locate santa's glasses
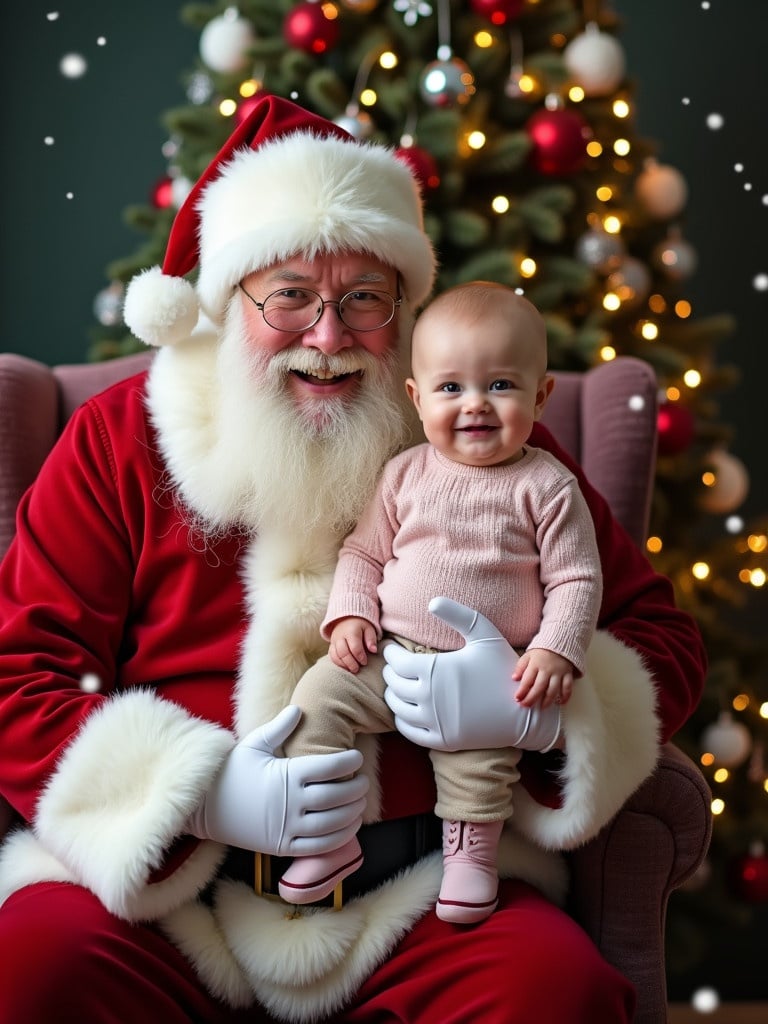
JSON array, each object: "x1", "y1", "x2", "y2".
[{"x1": 238, "y1": 284, "x2": 401, "y2": 333}]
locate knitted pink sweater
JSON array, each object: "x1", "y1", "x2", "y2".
[{"x1": 322, "y1": 444, "x2": 602, "y2": 674}]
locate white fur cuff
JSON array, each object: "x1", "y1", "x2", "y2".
[
  {"x1": 34, "y1": 688, "x2": 234, "y2": 919},
  {"x1": 513, "y1": 629, "x2": 660, "y2": 850}
]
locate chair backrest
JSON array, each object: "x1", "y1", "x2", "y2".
[
  {"x1": 0, "y1": 351, "x2": 657, "y2": 559},
  {"x1": 539, "y1": 357, "x2": 658, "y2": 548}
]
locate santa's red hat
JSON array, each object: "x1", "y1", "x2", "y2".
[{"x1": 124, "y1": 94, "x2": 436, "y2": 347}]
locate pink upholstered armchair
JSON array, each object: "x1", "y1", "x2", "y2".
[{"x1": 0, "y1": 350, "x2": 711, "y2": 1023}]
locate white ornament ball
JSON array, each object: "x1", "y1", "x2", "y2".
[
  {"x1": 701, "y1": 712, "x2": 752, "y2": 768},
  {"x1": 563, "y1": 24, "x2": 626, "y2": 97},
  {"x1": 334, "y1": 110, "x2": 374, "y2": 139},
  {"x1": 652, "y1": 236, "x2": 698, "y2": 280},
  {"x1": 606, "y1": 256, "x2": 652, "y2": 306},
  {"x1": 199, "y1": 12, "x2": 256, "y2": 74},
  {"x1": 699, "y1": 450, "x2": 750, "y2": 514},
  {"x1": 635, "y1": 161, "x2": 689, "y2": 220},
  {"x1": 171, "y1": 176, "x2": 194, "y2": 208},
  {"x1": 93, "y1": 282, "x2": 125, "y2": 327},
  {"x1": 691, "y1": 988, "x2": 720, "y2": 1014},
  {"x1": 575, "y1": 227, "x2": 624, "y2": 273}
]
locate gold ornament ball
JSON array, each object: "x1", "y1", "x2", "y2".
[
  {"x1": 340, "y1": 0, "x2": 380, "y2": 11},
  {"x1": 699, "y1": 450, "x2": 750, "y2": 514}
]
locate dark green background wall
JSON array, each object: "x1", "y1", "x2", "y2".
[{"x1": 1, "y1": 1, "x2": 766, "y2": 517}]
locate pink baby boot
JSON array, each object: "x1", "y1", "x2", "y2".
[
  {"x1": 278, "y1": 836, "x2": 363, "y2": 904},
  {"x1": 436, "y1": 819, "x2": 504, "y2": 924}
]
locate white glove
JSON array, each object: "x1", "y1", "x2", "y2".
[
  {"x1": 383, "y1": 597, "x2": 561, "y2": 753},
  {"x1": 187, "y1": 706, "x2": 369, "y2": 855}
]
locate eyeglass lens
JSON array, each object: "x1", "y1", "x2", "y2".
[{"x1": 262, "y1": 288, "x2": 396, "y2": 332}]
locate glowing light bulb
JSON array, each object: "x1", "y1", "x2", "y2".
[
  {"x1": 692, "y1": 562, "x2": 710, "y2": 580},
  {"x1": 640, "y1": 321, "x2": 658, "y2": 340},
  {"x1": 683, "y1": 369, "x2": 702, "y2": 388}
]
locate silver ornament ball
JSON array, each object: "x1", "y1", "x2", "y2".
[{"x1": 419, "y1": 57, "x2": 474, "y2": 108}]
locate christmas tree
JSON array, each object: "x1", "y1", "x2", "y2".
[{"x1": 88, "y1": 0, "x2": 768, "y2": 993}]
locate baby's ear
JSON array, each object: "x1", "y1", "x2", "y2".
[
  {"x1": 534, "y1": 374, "x2": 555, "y2": 418},
  {"x1": 405, "y1": 378, "x2": 422, "y2": 417}
]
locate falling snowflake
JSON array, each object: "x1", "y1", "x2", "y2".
[{"x1": 393, "y1": 0, "x2": 433, "y2": 27}]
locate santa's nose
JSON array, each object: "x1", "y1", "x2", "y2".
[{"x1": 301, "y1": 304, "x2": 353, "y2": 355}]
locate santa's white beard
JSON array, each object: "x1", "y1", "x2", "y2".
[{"x1": 205, "y1": 305, "x2": 414, "y2": 537}]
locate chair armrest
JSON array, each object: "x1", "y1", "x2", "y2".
[{"x1": 568, "y1": 744, "x2": 712, "y2": 1024}]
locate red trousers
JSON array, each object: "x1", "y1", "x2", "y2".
[{"x1": 0, "y1": 879, "x2": 635, "y2": 1023}]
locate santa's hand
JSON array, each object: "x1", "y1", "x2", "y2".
[
  {"x1": 383, "y1": 597, "x2": 561, "y2": 753},
  {"x1": 187, "y1": 706, "x2": 369, "y2": 855}
]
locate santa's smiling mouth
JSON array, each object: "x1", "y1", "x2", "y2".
[{"x1": 293, "y1": 369, "x2": 362, "y2": 386}]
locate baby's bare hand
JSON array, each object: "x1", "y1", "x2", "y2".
[
  {"x1": 329, "y1": 618, "x2": 378, "y2": 674},
  {"x1": 512, "y1": 649, "x2": 574, "y2": 708}
]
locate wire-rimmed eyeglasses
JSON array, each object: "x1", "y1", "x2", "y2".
[{"x1": 238, "y1": 283, "x2": 402, "y2": 333}]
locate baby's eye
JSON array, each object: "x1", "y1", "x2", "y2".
[
  {"x1": 439, "y1": 382, "x2": 462, "y2": 393},
  {"x1": 490, "y1": 379, "x2": 514, "y2": 391}
]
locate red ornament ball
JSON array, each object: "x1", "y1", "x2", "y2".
[
  {"x1": 469, "y1": 0, "x2": 525, "y2": 25},
  {"x1": 525, "y1": 107, "x2": 590, "y2": 176},
  {"x1": 657, "y1": 401, "x2": 695, "y2": 456},
  {"x1": 284, "y1": 1, "x2": 339, "y2": 54},
  {"x1": 150, "y1": 177, "x2": 174, "y2": 209},
  {"x1": 395, "y1": 145, "x2": 440, "y2": 192},
  {"x1": 731, "y1": 843, "x2": 768, "y2": 903}
]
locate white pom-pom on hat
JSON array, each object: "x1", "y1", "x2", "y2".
[{"x1": 123, "y1": 266, "x2": 199, "y2": 348}]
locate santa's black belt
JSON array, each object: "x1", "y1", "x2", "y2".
[{"x1": 221, "y1": 813, "x2": 441, "y2": 910}]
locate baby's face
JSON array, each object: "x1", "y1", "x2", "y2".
[{"x1": 406, "y1": 311, "x2": 552, "y2": 467}]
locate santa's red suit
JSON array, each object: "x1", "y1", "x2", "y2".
[{"x1": 0, "y1": 96, "x2": 705, "y2": 1023}]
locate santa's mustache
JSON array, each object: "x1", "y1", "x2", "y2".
[{"x1": 263, "y1": 345, "x2": 378, "y2": 381}]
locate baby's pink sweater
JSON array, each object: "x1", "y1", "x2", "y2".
[{"x1": 322, "y1": 444, "x2": 602, "y2": 674}]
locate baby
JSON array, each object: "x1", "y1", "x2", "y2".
[{"x1": 279, "y1": 282, "x2": 602, "y2": 923}]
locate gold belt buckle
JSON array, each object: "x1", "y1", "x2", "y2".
[{"x1": 254, "y1": 853, "x2": 344, "y2": 911}]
